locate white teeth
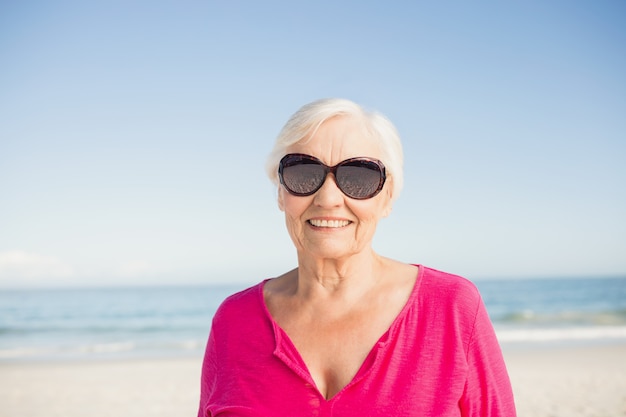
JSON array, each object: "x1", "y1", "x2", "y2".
[{"x1": 309, "y1": 219, "x2": 351, "y2": 228}]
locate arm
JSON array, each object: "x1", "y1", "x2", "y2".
[
  {"x1": 197, "y1": 325, "x2": 217, "y2": 417},
  {"x1": 460, "y1": 297, "x2": 517, "y2": 416}
]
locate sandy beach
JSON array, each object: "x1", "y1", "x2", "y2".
[
  {"x1": 1, "y1": 344, "x2": 625, "y2": 417},
  {"x1": 505, "y1": 343, "x2": 626, "y2": 417}
]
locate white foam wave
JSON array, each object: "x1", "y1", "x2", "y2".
[
  {"x1": 77, "y1": 341, "x2": 136, "y2": 354},
  {"x1": 177, "y1": 339, "x2": 203, "y2": 350},
  {"x1": 496, "y1": 325, "x2": 626, "y2": 342},
  {"x1": 0, "y1": 347, "x2": 50, "y2": 359}
]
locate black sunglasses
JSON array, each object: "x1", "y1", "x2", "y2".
[{"x1": 278, "y1": 153, "x2": 387, "y2": 200}]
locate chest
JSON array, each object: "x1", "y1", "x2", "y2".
[
  {"x1": 278, "y1": 303, "x2": 401, "y2": 399},
  {"x1": 213, "y1": 305, "x2": 469, "y2": 416}
]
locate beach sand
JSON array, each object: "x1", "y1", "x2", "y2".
[
  {"x1": 0, "y1": 357, "x2": 202, "y2": 417},
  {"x1": 1, "y1": 344, "x2": 625, "y2": 416},
  {"x1": 505, "y1": 344, "x2": 626, "y2": 417}
]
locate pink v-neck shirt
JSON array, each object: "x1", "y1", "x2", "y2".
[{"x1": 198, "y1": 266, "x2": 516, "y2": 416}]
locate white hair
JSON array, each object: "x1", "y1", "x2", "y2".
[{"x1": 265, "y1": 98, "x2": 404, "y2": 202}]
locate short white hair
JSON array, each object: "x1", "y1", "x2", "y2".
[{"x1": 265, "y1": 98, "x2": 404, "y2": 202}]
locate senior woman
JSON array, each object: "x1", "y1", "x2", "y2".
[{"x1": 198, "y1": 98, "x2": 516, "y2": 416}]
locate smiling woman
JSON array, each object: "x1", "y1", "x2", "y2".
[{"x1": 197, "y1": 99, "x2": 516, "y2": 417}]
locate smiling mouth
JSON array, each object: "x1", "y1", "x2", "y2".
[{"x1": 308, "y1": 219, "x2": 351, "y2": 228}]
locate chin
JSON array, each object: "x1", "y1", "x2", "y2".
[{"x1": 304, "y1": 244, "x2": 360, "y2": 260}]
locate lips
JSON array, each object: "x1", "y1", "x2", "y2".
[{"x1": 308, "y1": 219, "x2": 351, "y2": 228}]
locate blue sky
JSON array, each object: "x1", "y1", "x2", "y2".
[{"x1": 1, "y1": 1, "x2": 624, "y2": 288}]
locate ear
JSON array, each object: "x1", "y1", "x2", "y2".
[
  {"x1": 382, "y1": 204, "x2": 393, "y2": 218},
  {"x1": 382, "y1": 201, "x2": 393, "y2": 218},
  {"x1": 277, "y1": 187, "x2": 286, "y2": 212}
]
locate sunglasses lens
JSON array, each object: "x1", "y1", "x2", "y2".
[
  {"x1": 281, "y1": 161, "x2": 326, "y2": 195},
  {"x1": 279, "y1": 154, "x2": 385, "y2": 199},
  {"x1": 336, "y1": 161, "x2": 384, "y2": 199}
]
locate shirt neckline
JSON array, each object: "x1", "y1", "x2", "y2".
[{"x1": 257, "y1": 264, "x2": 424, "y2": 402}]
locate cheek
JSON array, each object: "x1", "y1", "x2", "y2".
[
  {"x1": 353, "y1": 199, "x2": 390, "y2": 224},
  {"x1": 280, "y1": 192, "x2": 310, "y2": 221},
  {"x1": 281, "y1": 196, "x2": 312, "y2": 250},
  {"x1": 278, "y1": 187, "x2": 308, "y2": 214}
]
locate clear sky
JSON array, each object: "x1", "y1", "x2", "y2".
[{"x1": 1, "y1": 1, "x2": 624, "y2": 288}]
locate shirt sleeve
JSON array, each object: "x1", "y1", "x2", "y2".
[
  {"x1": 460, "y1": 295, "x2": 517, "y2": 416},
  {"x1": 197, "y1": 323, "x2": 218, "y2": 417}
]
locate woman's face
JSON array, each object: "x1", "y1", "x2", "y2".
[{"x1": 278, "y1": 116, "x2": 394, "y2": 261}]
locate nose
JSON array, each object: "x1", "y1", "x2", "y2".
[{"x1": 313, "y1": 173, "x2": 344, "y2": 207}]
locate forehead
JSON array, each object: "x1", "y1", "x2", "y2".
[{"x1": 287, "y1": 116, "x2": 382, "y2": 164}]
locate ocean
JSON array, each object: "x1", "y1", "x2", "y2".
[{"x1": 1, "y1": 276, "x2": 625, "y2": 361}]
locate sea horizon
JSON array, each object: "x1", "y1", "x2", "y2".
[{"x1": 1, "y1": 275, "x2": 625, "y2": 362}]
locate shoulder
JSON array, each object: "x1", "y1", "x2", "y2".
[
  {"x1": 417, "y1": 265, "x2": 482, "y2": 312},
  {"x1": 419, "y1": 265, "x2": 480, "y2": 295},
  {"x1": 212, "y1": 281, "x2": 266, "y2": 328},
  {"x1": 412, "y1": 266, "x2": 488, "y2": 347}
]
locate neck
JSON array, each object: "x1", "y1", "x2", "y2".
[{"x1": 294, "y1": 248, "x2": 386, "y2": 300}]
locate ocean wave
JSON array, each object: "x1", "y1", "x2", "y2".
[
  {"x1": 495, "y1": 325, "x2": 626, "y2": 343},
  {"x1": 495, "y1": 309, "x2": 626, "y2": 326},
  {"x1": 76, "y1": 341, "x2": 136, "y2": 354},
  {"x1": 0, "y1": 342, "x2": 136, "y2": 359},
  {"x1": 0, "y1": 323, "x2": 204, "y2": 336},
  {"x1": 0, "y1": 347, "x2": 50, "y2": 359},
  {"x1": 0, "y1": 338, "x2": 206, "y2": 360}
]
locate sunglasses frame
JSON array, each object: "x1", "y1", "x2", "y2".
[{"x1": 278, "y1": 153, "x2": 387, "y2": 200}]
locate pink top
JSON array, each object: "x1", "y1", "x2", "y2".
[{"x1": 198, "y1": 266, "x2": 516, "y2": 416}]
